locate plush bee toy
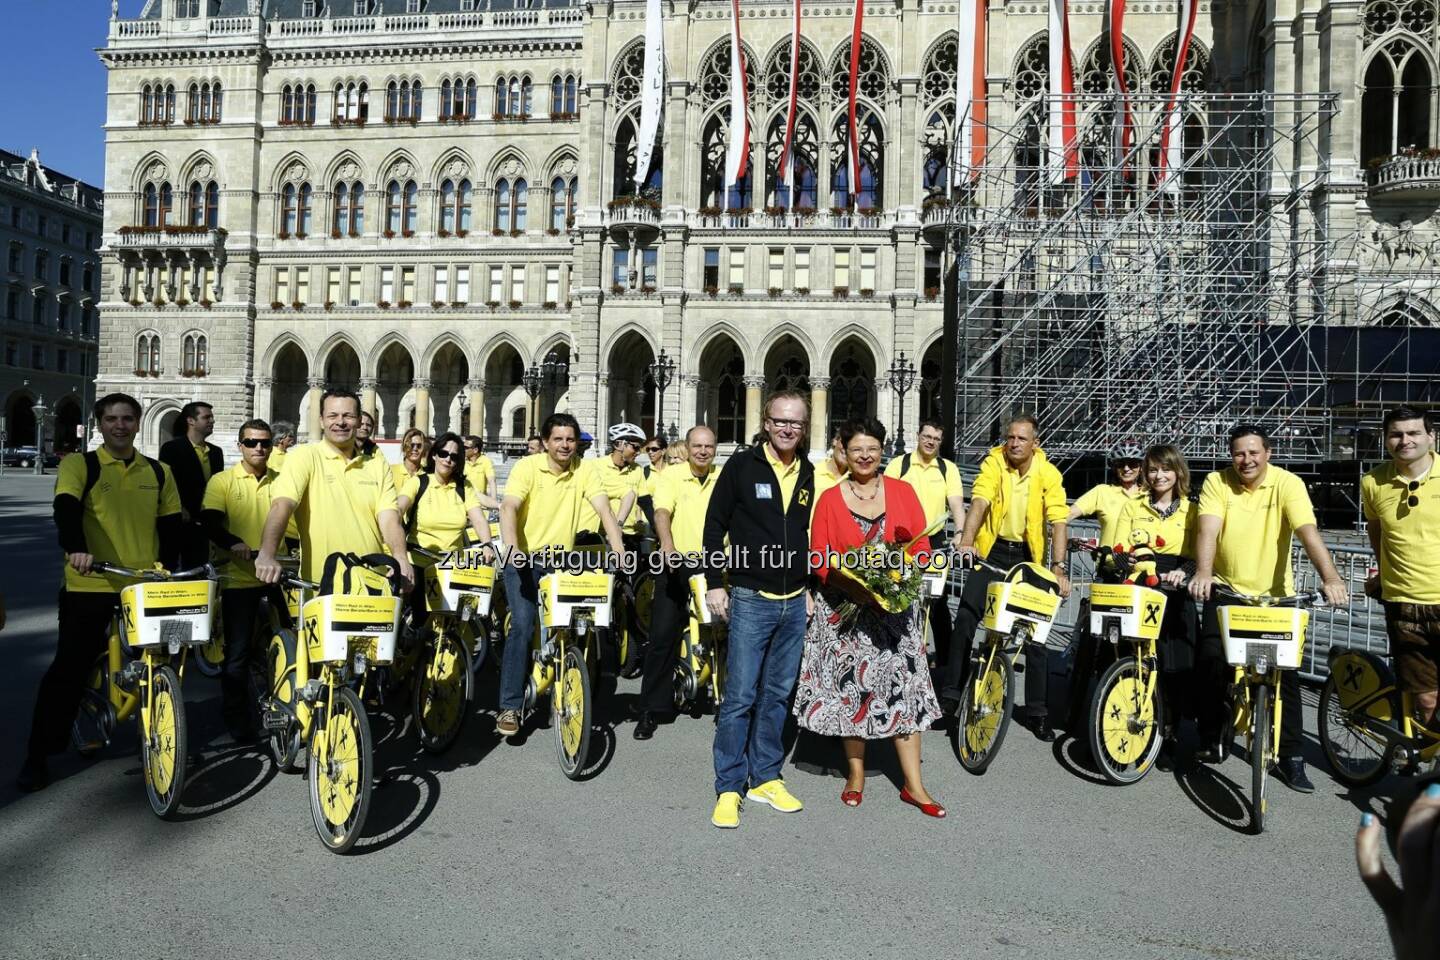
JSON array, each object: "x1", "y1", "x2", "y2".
[{"x1": 1112, "y1": 529, "x2": 1166, "y2": 588}]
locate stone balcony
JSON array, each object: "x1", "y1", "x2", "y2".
[
  {"x1": 111, "y1": 227, "x2": 227, "y2": 255},
  {"x1": 1369, "y1": 153, "x2": 1440, "y2": 201}
]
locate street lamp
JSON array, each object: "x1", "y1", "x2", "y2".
[
  {"x1": 32, "y1": 395, "x2": 49, "y2": 476},
  {"x1": 886, "y1": 352, "x2": 917, "y2": 455},
  {"x1": 520, "y1": 363, "x2": 543, "y2": 437},
  {"x1": 649, "y1": 347, "x2": 675, "y2": 441}
]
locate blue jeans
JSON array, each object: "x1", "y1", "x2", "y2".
[
  {"x1": 499, "y1": 564, "x2": 549, "y2": 711},
  {"x1": 712, "y1": 587, "x2": 808, "y2": 795}
]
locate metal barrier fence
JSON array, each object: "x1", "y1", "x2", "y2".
[{"x1": 939, "y1": 522, "x2": 1387, "y2": 683}]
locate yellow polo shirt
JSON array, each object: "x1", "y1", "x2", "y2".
[
  {"x1": 998, "y1": 469, "x2": 1031, "y2": 542},
  {"x1": 203, "y1": 463, "x2": 284, "y2": 588},
  {"x1": 55, "y1": 447, "x2": 182, "y2": 593},
  {"x1": 194, "y1": 443, "x2": 214, "y2": 483},
  {"x1": 268, "y1": 447, "x2": 287, "y2": 474},
  {"x1": 271, "y1": 441, "x2": 399, "y2": 583},
  {"x1": 1361, "y1": 460, "x2": 1440, "y2": 604},
  {"x1": 1198, "y1": 465, "x2": 1317, "y2": 597},
  {"x1": 579, "y1": 455, "x2": 644, "y2": 535},
  {"x1": 401, "y1": 473, "x2": 483, "y2": 553},
  {"x1": 762, "y1": 445, "x2": 804, "y2": 599},
  {"x1": 814, "y1": 457, "x2": 847, "y2": 500},
  {"x1": 464, "y1": 454, "x2": 496, "y2": 497},
  {"x1": 502, "y1": 453, "x2": 605, "y2": 554},
  {"x1": 1073, "y1": 483, "x2": 1146, "y2": 549},
  {"x1": 392, "y1": 462, "x2": 424, "y2": 491},
  {"x1": 1116, "y1": 497, "x2": 1197, "y2": 558},
  {"x1": 885, "y1": 454, "x2": 963, "y2": 531},
  {"x1": 653, "y1": 465, "x2": 717, "y2": 555}
]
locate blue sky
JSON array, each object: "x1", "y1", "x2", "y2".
[{"x1": 0, "y1": 1, "x2": 118, "y2": 186}]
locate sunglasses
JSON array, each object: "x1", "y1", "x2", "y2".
[
  {"x1": 434, "y1": 450, "x2": 463, "y2": 462},
  {"x1": 1407, "y1": 478, "x2": 1430, "y2": 508},
  {"x1": 407, "y1": 441, "x2": 427, "y2": 450},
  {"x1": 645, "y1": 446, "x2": 662, "y2": 454},
  {"x1": 239, "y1": 438, "x2": 272, "y2": 449}
]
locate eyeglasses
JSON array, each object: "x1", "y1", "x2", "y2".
[
  {"x1": 434, "y1": 449, "x2": 463, "y2": 462},
  {"x1": 645, "y1": 445, "x2": 662, "y2": 454},
  {"x1": 766, "y1": 418, "x2": 805, "y2": 432},
  {"x1": 239, "y1": 438, "x2": 272, "y2": 449},
  {"x1": 406, "y1": 441, "x2": 427, "y2": 451}
]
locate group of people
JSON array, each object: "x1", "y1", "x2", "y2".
[{"x1": 13, "y1": 388, "x2": 1440, "y2": 844}]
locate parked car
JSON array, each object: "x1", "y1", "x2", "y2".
[{"x1": 1, "y1": 447, "x2": 58, "y2": 469}]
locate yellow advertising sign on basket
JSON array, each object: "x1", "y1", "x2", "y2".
[
  {"x1": 540, "y1": 571, "x2": 614, "y2": 628},
  {"x1": 1088, "y1": 583, "x2": 1167, "y2": 641},
  {"x1": 120, "y1": 580, "x2": 215, "y2": 648},
  {"x1": 1218, "y1": 605, "x2": 1309, "y2": 669},
  {"x1": 302, "y1": 593, "x2": 402, "y2": 664}
]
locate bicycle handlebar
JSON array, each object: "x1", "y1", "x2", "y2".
[
  {"x1": 1211, "y1": 584, "x2": 1328, "y2": 609},
  {"x1": 91, "y1": 562, "x2": 217, "y2": 581}
]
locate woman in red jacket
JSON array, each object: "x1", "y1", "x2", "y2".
[{"x1": 794, "y1": 417, "x2": 945, "y2": 817}]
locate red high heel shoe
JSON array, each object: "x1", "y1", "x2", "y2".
[
  {"x1": 841, "y1": 787, "x2": 863, "y2": 807},
  {"x1": 899, "y1": 787, "x2": 946, "y2": 818}
]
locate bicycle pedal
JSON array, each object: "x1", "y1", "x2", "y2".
[{"x1": 260, "y1": 710, "x2": 288, "y2": 731}]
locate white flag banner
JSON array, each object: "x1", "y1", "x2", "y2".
[
  {"x1": 634, "y1": 0, "x2": 664, "y2": 189},
  {"x1": 950, "y1": 0, "x2": 984, "y2": 184},
  {"x1": 1157, "y1": 0, "x2": 1198, "y2": 193},
  {"x1": 1047, "y1": 0, "x2": 1077, "y2": 184},
  {"x1": 723, "y1": 0, "x2": 751, "y2": 196},
  {"x1": 778, "y1": 0, "x2": 802, "y2": 192}
]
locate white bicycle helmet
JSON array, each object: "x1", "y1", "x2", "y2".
[
  {"x1": 608, "y1": 422, "x2": 647, "y2": 445},
  {"x1": 1110, "y1": 440, "x2": 1145, "y2": 462}
]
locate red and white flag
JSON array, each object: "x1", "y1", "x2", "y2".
[
  {"x1": 1047, "y1": 0, "x2": 1078, "y2": 183},
  {"x1": 950, "y1": 0, "x2": 987, "y2": 183},
  {"x1": 1105, "y1": 0, "x2": 1133, "y2": 172},
  {"x1": 777, "y1": 0, "x2": 802, "y2": 199},
  {"x1": 1156, "y1": 0, "x2": 1198, "y2": 191},
  {"x1": 846, "y1": 0, "x2": 864, "y2": 201},
  {"x1": 633, "y1": 0, "x2": 664, "y2": 189},
  {"x1": 723, "y1": 0, "x2": 750, "y2": 200}
]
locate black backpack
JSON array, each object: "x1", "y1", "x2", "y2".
[
  {"x1": 80, "y1": 450, "x2": 167, "y2": 506},
  {"x1": 899, "y1": 453, "x2": 948, "y2": 480}
]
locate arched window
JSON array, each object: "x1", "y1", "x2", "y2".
[
  {"x1": 136, "y1": 332, "x2": 160, "y2": 376},
  {"x1": 1362, "y1": 38, "x2": 1434, "y2": 167},
  {"x1": 411, "y1": 81, "x2": 422, "y2": 119},
  {"x1": 457, "y1": 179, "x2": 472, "y2": 231},
  {"x1": 144, "y1": 183, "x2": 159, "y2": 226},
  {"x1": 508, "y1": 76, "x2": 520, "y2": 116},
  {"x1": 387, "y1": 81, "x2": 400, "y2": 119},
  {"x1": 440, "y1": 179, "x2": 456, "y2": 233},
  {"x1": 520, "y1": 77, "x2": 533, "y2": 116},
  {"x1": 513, "y1": 179, "x2": 528, "y2": 231},
  {"x1": 403, "y1": 180, "x2": 418, "y2": 233},
  {"x1": 552, "y1": 76, "x2": 563, "y2": 113},
  {"x1": 183, "y1": 333, "x2": 208, "y2": 375},
  {"x1": 495, "y1": 179, "x2": 511, "y2": 231},
  {"x1": 495, "y1": 77, "x2": 507, "y2": 117},
  {"x1": 298, "y1": 183, "x2": 312, "y2": 235},
  {"x1": 551, "y1": 176, "x2": 568, "y2": 229},
  {"x1": 164, "y1": 84, "x2": 176, "y2": 124},
  {"x1": 159, "y1": 182, "x2": 173, "y2": 226},
  {"x1": 282, "y1": 183, "x2": 298, "y2": 235},
  {"x1": 334, "y1": 182, "x2": 350, "y2": 234},
  {"x1": 141, "y1": 84, "x2": 153, "y2": 124},
  {"x1": 830, "y1": 107, "x2": 884, "y2": 209},
  {"x1": 205, "y1": 181, "x2": 219, "y2": 227},
  {"x1": 282, "y1": 84, "x2": 295, "y2": 123},
  {"x1": 305, "y1": 84, "x2": 317, "y2": 123},
  {"x1": 766, "y1": 111, "x2": 819, "y2": 208},
  {"x1": 351, "y1": 184, "x2": 365, "y2": 233},
  {"x1": 386, "y1": 180, "x2": 402, "y2": 232},
  {"x1": 701, "y1": 114, "x2": 749, "y2": 209},
  {"x1": 189, "y1": 181, "x2": 205, "y2": 225},
  {"x1": 565, "y1": 74, "x2": 577, "y2": 114},
  {"x1": 441, "y1": 79, "x2": 453, "y2": 118},
  {"x1": 464, "y1": 78, "x2": 477, "y2": 118},
  {"x1": 188, "y1": 82, "x2": 200, "y2": 123},
  {"x1": 614, "y1": 114, "x2": 663, "y2": 202}
]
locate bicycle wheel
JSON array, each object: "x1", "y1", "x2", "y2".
[
  {"x1": 1088, "y1": 657, "x2": 1164, "y2": 785},
  {"x1": 554, "y1": 643, "x2": 592, "y2": 780},
  {"x1": 672, "y1": 660, "x2": 697, "y2": 712},
  {"x1": 467, "y1": 616, "x2": 490, "y2": 675},
  {"x1": 192, "y1": 632, "x2": 225, "y2": 678},
  {"x1": 621, "y1": 573, "x2": 656, "y2": 678},
  {"x1": 956, "y1": 647, "x2": 1014, "y2": 775},
  {"x1": 142, "y1": 664, "x2": 188, "y2": 819},
  {"x1": 72, "y1": 655, "x2": 114, "y2": 756},
  {"x1": 413, "y1": 628, "x2": 474, "y2": 754},
  {"x1": 265, "y1": 629, "x2": 302, "y2": 772},
  {"x1": 1318, "y1": 674, "x2": 1397, "y2": 786},
  {"x1": 1250, "y1": 684, "x2": 1271, "y2": 835},
  {"x1": 308, "y1": 685, "x2": 373, "y2": 854}
]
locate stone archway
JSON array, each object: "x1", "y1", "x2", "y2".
[
  {"x1": 606, "y1": 331, "x2": 656, "y2": 437},
  {"x1": 483, "y1": 342, "x2": 524, "y2": 442},
  {"x1": 270, "y1": 342, "x2": 309, "y2": 436},
  {"x1": 53, "y1": 396, "x2": 84, "y2": 450},
  {"x1": 697, "y1": 334, "x2": 745, "y2": 446},
  {"x1": 375, "y1": 341, "x2": 416, "y2": 440},
  {"x1": 4, "y1": 390, "x2": 37, "y2": 448},
  {"x1": 429, "y1": 341, "x2": 468, "y2": 436},
  {"x1": 827, "y1": 336, "x2": 877, "y2": 436}
]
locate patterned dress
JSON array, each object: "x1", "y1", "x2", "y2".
[{"x1": 792, "y1": 512, "x2": 942, "y2": 739}]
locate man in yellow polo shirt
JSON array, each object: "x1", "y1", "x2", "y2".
[
  {"x1": 886, "y1": 418, "x2": 966, "y2": 668},
  {"x1": 634, "y1": 425, "x2": 719, "y2": 741},
  {"x1": 939, "y1": 414, "x2": 1069, "y2": 742},
  {"x1": 462, "y1": 434, "x2": 497, "y2": 499},
  {"x1": 1362, "y1": 405, "x2": 1440, "y2": 731},
  {"x1": 495, "y1": 412, "x2": 627, "y2": 738},
  {"x1": 813, "y1": 427, "x2": 848, "y2": 500},
  {"x1": 200, "y1": 418, "x2": 285, "y2": 742},
  {"x1": 254, "y1": 388, "x2": 414, "y2": 595},
  {"x1": 1189, "y1": 424, "x2": 1348, "y2": 792},
  {"x1": 578, "y1": 422, "x2": 646, "y2": 541},
  {"x1": 17, "y1": 393, "x2": 183, "y2": 791}
]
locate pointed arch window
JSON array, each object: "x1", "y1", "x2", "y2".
[
  {"x1": 457, "y1": 179, "x2": 472, "y2": 231},
  {"x1": 495, "y1": 179, "x2": 511, "y2": 231},
  {"x1": 298, "y1": 183, "x2": 312, "y2": 235},
  {"x1": 282, "y1": 183, "x2": 298, "y2": 235},
  {"x1": 551, "y1": 176, "x2": 571, "y2": 229},
  {"x1": 1362, "y1": 37, "x2": 1434, "y2": 167},
  {"x1": 183, "y1": 333, "x2": 208, "y2": 375},
  {"x1": 144, "y1": 183, "x2": 159, "y2": 226},
  {"x1": 615, "y1": 115, "x2": 663, "y2": 202},
  {"x1": 136, "y1": 332, "x2": 161, "y2": 376},
  {"x1": 189, "y1": 181, "x2": 205, "y2": 226},
  {"x1": 283, "y1": 84, "x2": 296, "y2": 123},
  {"x1": 333, "y1": 180, "x2": 364, "y2": 236},
  {"x1": 465, "y1": 78, "x2": 477, "y2": 118},
  {"x1": 565, "y1": 75, "x2": 577, "y2": 114},
  {"x1": 830, "y1": 107, "x2": 884, "y2": 209},
  {"x1": 513, "y1": 179, "x2": 528, "y2": 231},
  {"x1": 403, "y1": 181, "x2": 418, "y2": 233},
  {"x1": 495, "y1": 77, "x2": 507, "y2": 116},
  {"x1": 766, "y1": 112, "x2": 818, "y2": 208},
  {"x1": 701, "y1": 114, "x2": 750, "y2": 209},
  {"x1": 440, "y1": 179, "x2": 457, "y2": 233},
  {"x1": 551, "y1": 76, "x2": 563, "y2": 113},
  {"x1": 387, "y1": 180, "x2": 403, "y2": 233}
]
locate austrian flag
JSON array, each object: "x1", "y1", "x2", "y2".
[{"x1": 723, "y1": 0, "x2": 750, "y2": 195}]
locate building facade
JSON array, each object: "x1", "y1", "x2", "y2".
[
  {"x1": 96, "y1": 0, "x2": 1439, "y2": 458},
  {"x1": 1, "y1": 150, "x2": 102, "y2": 454}
]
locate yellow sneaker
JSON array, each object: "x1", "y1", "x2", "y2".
[
  {"x1": 746, "y1": 779, "x2": 803, "y2": 813},
  {"x1": 711, "y1": 791, "x2": 742, "y2": 829}
]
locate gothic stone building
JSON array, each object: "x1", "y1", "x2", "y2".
[{"x1": 97, "y1": 0, "x2": 1439, "y2": 456}]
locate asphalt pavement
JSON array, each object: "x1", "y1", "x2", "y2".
[{"x1": 0, "y1": 474, "x2": 1396, "y2": 959}]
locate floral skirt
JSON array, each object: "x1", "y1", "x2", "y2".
[{"x1": 792, "y1": 588, "x2": 942, "y2": 739}]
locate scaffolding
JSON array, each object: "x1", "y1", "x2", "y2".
[{"x1": 937, "y1": 91, "x2": 1440, "y2": 465}]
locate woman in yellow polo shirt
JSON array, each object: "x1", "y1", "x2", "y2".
[
  {"x1": 1068, "y1": 440, "x2": 1147, "y2": 562},
  {"x1": 1114, "y1": 443, "x2": 1198, "y2": 769},
  {"x1": 397, "y1": 432, "x2": 495, "y2": 615},
  {"x1": 393, "y1": 428, "x2": 430, "y2": 490}
]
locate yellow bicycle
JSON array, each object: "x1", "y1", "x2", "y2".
[
  {"x1": 260, "y1": 554, "x2": 402, "y2": 853},
  {"x1": 672, "y1": 573, "x2": 726, "y2": 714},
  {"x1": 1319, "y1": 644, "x2": 1440, "y2": 783},
  {"x1": 520, "y1": 569, "x2": 613, "y2": 778},
  {"x1": 72, "y1": 562, "x2": 218, "y2": 818},
  {"x1": 955, "y1": 560, "x2": 1062, "y2": 774},
  {"x1": 1212, "y1": 585, "x2": 1324, "y2": 834},
  {"x1": 1086, "y1": 576, "x2": 1169, "y2": 784}
]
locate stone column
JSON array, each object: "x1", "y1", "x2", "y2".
[
  {"x1": 254, "y1": 376, "x2": 273, "y2": 424},
  {"x1": 743, "y1": 375, "x2": 766, "y2": 445},
  {"x1": 413, "y1": 377, "x2": 432, "y2": 434},
  {"x1": 467, "y1": 378, "x2": 484, "y2": 436},
  {"x1": 305, "y1": 376, "x2": 324, "y2": 440},
  {"x1": 809, "y1": 376, "x2": 831, "y2": 454},
  {"x1": 596, "y1": 374, "x2": 611, "y2": 442},
  {"x1": 678, "y1": 373, "x2": 700, "y2": 434},
  {"x1": 359, "y1": 376, "x2": 378, "y2": 419}
]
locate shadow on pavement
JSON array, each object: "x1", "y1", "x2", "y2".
[
  {"x1": 1051, "y1": 734, "x2": 1112, "y2": 786},
  {"x1": 1174, "y1": 761, "x2": 1253, "y2": 834},
  {"x1": 172, "y1": 744, "x2": 277, "y2": 821}
]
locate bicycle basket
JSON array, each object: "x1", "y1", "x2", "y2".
[
  {"x1": 1218, "y1": 605, "x2": 1308, "y2": 669},
  {"x1": 120, "y1": 579, "x2": 216, "y2": 649},
  {"x1": 1088, "y1": 583, "x2": 1167, "y2": 641},
  {"x1": 540, "y1": 571, "x2": 614, "y2": 628},
  {"x1": 425, "y1": 548, "x2": 496, "y2": 615}
]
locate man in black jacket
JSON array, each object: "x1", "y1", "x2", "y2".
[
  {"x1": 158, "y1": 401, "x2": 223, "y2": 569},
  {"x1": 703, "y1": 389, "x2": 815, "y2": 829}
]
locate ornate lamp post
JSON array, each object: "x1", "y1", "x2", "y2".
[
  {"x1": 31, "y1": 395, "x2": 49, "y2": 475},
  {"x1": 520, "y1": 363, "x2": 543, "y2": 438},
  {"x1": 886, "y1": 352, "x2": 917, "y2": 455},
  {"x1": 649, "y1": 347, "x2": 676, "y2": 441}
]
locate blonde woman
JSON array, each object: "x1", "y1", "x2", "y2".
[
  {"x1": 664, "y1": 439, "x2": 688, "y2": 467},
  {"x1": 393, "y1": 427, "x2": 430, "y2": 489},
  {"x1": 1113, "y1": 444, "x2": 1198, "y2": 769}
]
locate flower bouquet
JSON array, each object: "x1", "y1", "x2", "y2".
[{"x1": 828, "y1": 525, "x2": 932, "y2": 630}]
